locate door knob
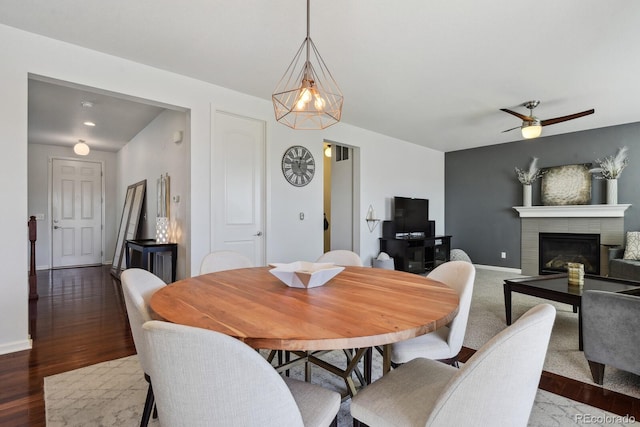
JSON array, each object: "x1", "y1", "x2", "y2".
[
  {"x1": 254, "y1": 231, "x2": 263, "y2": 236},
  {"x1": 54, "y1": 226, "x2": 60, "y2": 229}
]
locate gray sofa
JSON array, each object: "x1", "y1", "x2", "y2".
[
  {"x1": 608, "y1": 246, "x2": 640, "y2": 281},
  {"x1": 582, "y1": 289, "x2": 640, "y2": 385}
]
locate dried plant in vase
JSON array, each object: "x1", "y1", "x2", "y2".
[
  {"x1": 589, "y1": 146, "x2": 629, "y2": 179},
  {"x1": 515, "y1": 157, "x2": 545, "y2": 185}
]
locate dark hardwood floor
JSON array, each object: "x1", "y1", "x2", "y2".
[
  {"x1": 0, "y1": 266, "x2": 637, "y2": 426},
  {"x1": 0, "y1": 266, "x2": 135, "y2": 426}
]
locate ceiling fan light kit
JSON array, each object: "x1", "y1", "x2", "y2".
[
  {"x1": 500, "y1": 100, "x2": 594, "y2": 140},
  {"x1": 272, "y1": 0, "x2": 343, "y2": 130},
  {"x1": 521, "y1": 121, "x2": 542, "y2": 139}
]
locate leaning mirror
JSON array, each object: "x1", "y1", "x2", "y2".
[{"x1": 111, "y1": 180, "x2": 146, "y2": 277}]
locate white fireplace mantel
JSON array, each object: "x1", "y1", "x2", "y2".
[{"x1": 513, "y1": 204, "x2": 631, "y2": 218}]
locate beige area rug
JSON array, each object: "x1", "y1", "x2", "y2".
[
  {"x1": 44, "y1": 268, "x2": 640, "y2": 427},
  {"x1": 466, "y1": 267, "x2": 640, "y2": 399}
]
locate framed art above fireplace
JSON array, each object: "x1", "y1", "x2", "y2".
[{"x1": 541, "y1": 163, "x2": 592, "y2": 206}]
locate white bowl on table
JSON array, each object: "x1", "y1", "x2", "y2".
[{"x1": 269, "y1": 261, "x2": 345, "y2": 288}]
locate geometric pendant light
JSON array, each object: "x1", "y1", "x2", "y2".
[{"x1": 272, "y1": 0, "x2": 343, "y2": 130}]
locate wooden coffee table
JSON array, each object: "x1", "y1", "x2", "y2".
[{"x1": 503, "y1": 274, "x2": 640, "y2": 350}]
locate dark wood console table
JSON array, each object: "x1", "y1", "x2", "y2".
[
  {"x1": 379, "y1": 235, "x2": 451, "y2": 274},
  {"x1": 126, "y1": 239, "x2": 177, "y2": 283}
]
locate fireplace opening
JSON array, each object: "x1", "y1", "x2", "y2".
[{"x1": 539, "y1": 233, "x2": 600, "y2": 275}]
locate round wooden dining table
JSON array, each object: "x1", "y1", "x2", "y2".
[{"x1": 149, "y1": 266, "x2": 459, "y2": 395}]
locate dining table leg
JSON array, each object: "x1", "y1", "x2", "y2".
[{"x1": 382, "y1": 344, "x2": 391, "y2": 374}]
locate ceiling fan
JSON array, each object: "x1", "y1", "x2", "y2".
[{"x1": 500, "y1": 100, "x2": 595, "y2": 139}]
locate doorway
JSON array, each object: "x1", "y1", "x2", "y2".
[
  {"x1": 323, "y1": 141, "x2": 359, "y2": 254},
  {"x1": 28, "y1": 75, "x2": 185, "y2": 272}
]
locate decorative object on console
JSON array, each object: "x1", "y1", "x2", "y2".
[
  {"x1": 541, "y1": 164, "x2": 591, "y2": 206},
  {"x1": 156, "y1": 173, "x2": 170, "y2": 243},
  {"x1": 589, "y1": 146, "x2": 628, "y2": 205},
  {"x1": 515, "y1": 157, "x2": 544, "y2": 207},
  {"x1": 155, "y1": 217, "x2": 169, "y2": 244},
  {"x1": 271, "y1": 0, "x2": 343, "y2": 130}
]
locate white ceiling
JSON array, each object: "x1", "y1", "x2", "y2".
[
  {"x1": 4, "y1": 0, "x2": 640, "y2": 153},
  {"x1": 28, "y1": 77, "x2": 165, "y2": 152}
]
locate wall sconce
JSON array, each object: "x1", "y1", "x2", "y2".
[{"x1": 365, "y1": 204, "x2": 380, "y2": 232}]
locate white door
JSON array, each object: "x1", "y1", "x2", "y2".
[
  {"x1": 212, "y1": 111, "x2": 265, "y2": 266},
  {"x1": 51, "y1": 158, "x2": 103, "y2": 268}
]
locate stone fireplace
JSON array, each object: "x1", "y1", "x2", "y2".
[{"x1": 514, "y1": 205, "x2": 630, "y2": 276}]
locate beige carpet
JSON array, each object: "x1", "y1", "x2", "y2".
[
  {"x1": 466, "y1": 267, "x2": 640, "y2": 399},
  {"x1": 44, "y1": 267, "x2": 640, "y2": 426}
]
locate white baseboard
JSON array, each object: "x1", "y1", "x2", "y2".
[
  {"x1": 473, "y1": 264, "x2": 522, "y2": 274},
  {"x1": 36, "y1": 262, "x2": 113, "y2": 270},
  {"x1": 0, "y1": 338, "x2": 32, "y2": 355}
]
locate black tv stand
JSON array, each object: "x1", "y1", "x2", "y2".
[{"x1": 379, "y1": 221, "x2": 451, "y2": 274}]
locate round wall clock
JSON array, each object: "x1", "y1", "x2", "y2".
[{"x1": 281, "y1": 145, "x2": 315, "y2": 187}]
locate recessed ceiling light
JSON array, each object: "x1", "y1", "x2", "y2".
[
  {"x1": 83, "y1": 121, "x2": 96, "y2": 127},
  {"x1": 81, "y1": 101, "x2": 94, "y2": 108}
]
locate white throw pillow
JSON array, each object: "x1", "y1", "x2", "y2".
[{"x1": 623, "y1": 231, "x2": 640, "y2": 260}]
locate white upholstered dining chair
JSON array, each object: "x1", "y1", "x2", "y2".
[
  {"x1": 121, "y1": 268, "x2": 167, "y2": 427},
  {"x1": 316, "y1": 249, "x2": 363, "y2": 266},
  {"x1": 390, "y1": 260, "x2": 476, "y2": 366},
  {"x1": 199, "y1": 250, "x2": 253, "y2": 274},
  {"x1": 351, "y1": 303, "x2": 556, "y2": 427},
  {"x1": 143, "y1": 320, "x2": 341, "y2": 427}
]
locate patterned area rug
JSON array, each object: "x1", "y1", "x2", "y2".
[
  {"x1": 44, "y1": 267, "x2": 640, "y2": 426},
  {"x1": 44, "y1": 353, "x2": 638, "y2": 427}
]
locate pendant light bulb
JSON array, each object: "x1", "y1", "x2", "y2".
[{"x1": 314, "y1": 93, "x2": 325, "y2": 110}]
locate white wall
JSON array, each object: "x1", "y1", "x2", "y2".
[
  {"x1": 117, "y1": 109, "x2": 188, "y2": 279},
  {"x1": 0, "y1": 23, "x2": 443, "y2": 354},
  {"x1": 28, "y1": 144, "x2": 118, "y2": 269}
]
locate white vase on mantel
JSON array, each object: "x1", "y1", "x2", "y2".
[
  {"x1": 523, "y1": 184, "x2": 532, "y2": 207},
  {"x1": 606, "y1": 178, "x2": 618, "y2": 205}
]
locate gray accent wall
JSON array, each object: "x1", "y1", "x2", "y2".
[{"x1": 445, "y1": 121, "x2": 640, "y2": 269}]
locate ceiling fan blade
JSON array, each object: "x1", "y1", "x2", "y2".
[
  {"x1": 541, "y1": 109, "x2": 595, "y2": 126},
  {"x1": 501, "y1": 126, "x2": 521, "y2": 133},
  {"x1": 500, "y1": 108, "x2": 533, "y2": 121}
]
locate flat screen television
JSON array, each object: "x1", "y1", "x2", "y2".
[{"x1": 393, "y1": 196, "x2": 429, "y2": 233}]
